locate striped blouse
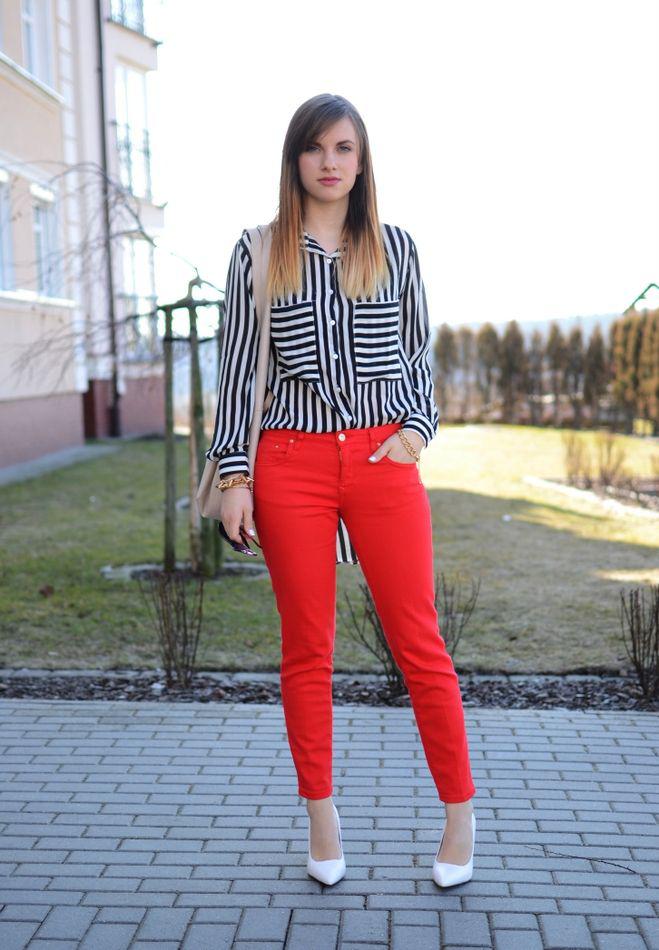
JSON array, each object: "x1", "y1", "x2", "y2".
[{"x1": 206, "y1": 223, "x2": 440, "y2": 565}]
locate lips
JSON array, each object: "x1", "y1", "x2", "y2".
[{"x1": 319, "y1": 178, "x2": 340, "y2": 183}]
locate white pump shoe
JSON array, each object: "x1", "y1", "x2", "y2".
[
  {"x1": 432, "y1": 811, "x2": 476, "y2": 887},
  {"x1": 306, "y1": 800, "x2": 346, "y2": 886}
]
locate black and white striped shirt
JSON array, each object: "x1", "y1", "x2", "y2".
[{"x1": 206, "y1": 223, "x2": 439, "y2": 565}]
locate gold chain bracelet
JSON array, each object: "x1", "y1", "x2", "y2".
[
  {"x1": 397, "y1": 429, "x2": 421, "y2": 462},
  {"x1": 216, "y1": 473, "x2": 254, "y2": 492}
]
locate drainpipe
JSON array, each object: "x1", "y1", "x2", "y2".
[{"x1": 94, "y1": 0, "x2": 121, "y2": 437}]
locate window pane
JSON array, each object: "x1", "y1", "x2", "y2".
[
  {"x1": 22, "y1": 0, "x2": 52, "y2": 84},
  {"x1": 33, "y1": 200, "x2": 60, "y2": 297},
  {"x1": 0, "y1": 182, "x2": 14, "y2": 291}
]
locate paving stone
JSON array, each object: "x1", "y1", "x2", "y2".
[
  {"x1": 36, "y1": 905, "x2": 97, "y2": 939},
  {"x1": 77, "y1": 922, "x2": 138, "y2": 950},
  {"x1": 493, "y1": 932, "x2": 544, "y2": 950},
  {"x1": 441, "y1": 910, "x2": 491, "y2": 946},
  {"x1": 135, "y1": 907, "x2": 193, "y2": 941},
  {"x1": 0, "y1": 904, "x2": 50, "y2": 922},
  {"x1": 342, "y1": 909, "x2": 389, "y2": 942},
  {"x1": 285, "y1": 924, "x2": 339, "y2": 949},
  {"x1": 0, "y1": 920, "x2": 41, "y2": 949},
  {"x1": 540, "y1": 913, "x2": 594, "y2": 948},
  {"x1": 181, "y1": 923, "x2": 237, "y2": 948},
  {"x1": 235, "y1": 908, "x2": 291, "y2": 941},
  {"x1": 94, "y1": 908, "x2": 147, "y2": 924},
  {"x1": 637, "y1": 918, "x2": 659, "y2": 948},
  {"x1": 594, "y1": 934, "x2": 647, "y2": 950},
  {"x1": 491, "y1": 913, "x2": 539, "y2": 930},
  {"x1": 392, "y1": 923, "x2": 440, "y2": 949}
]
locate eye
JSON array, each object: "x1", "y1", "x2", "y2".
[{"x1": 339, "y1": 145, "x2": 352, "y2": 151}]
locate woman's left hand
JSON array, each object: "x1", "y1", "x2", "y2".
[{"x1": 368, "y1": 429, "x2": 425, "y2": 464}]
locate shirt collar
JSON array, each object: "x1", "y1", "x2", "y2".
[{"x1": 302, "y1": 229, "x2": 346, "y2": 257}]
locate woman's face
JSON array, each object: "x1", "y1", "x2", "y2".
[{"x1": 298, "y1": 116, "x2": 363, "y2": 206}]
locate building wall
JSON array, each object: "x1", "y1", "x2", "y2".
[
  {"x1": 0, "y1": 0, "x2": 86, "y2": 466},
  {"x1": 0, "y1": 0, "x2": 166, "y2": 468},
  {"x1": 1, "y1": 392, "x2": 83, "y2": 466}
]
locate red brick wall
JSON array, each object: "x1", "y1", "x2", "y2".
[{"x1": 83, "y1": 375, "x2": 165, "y2": 438}]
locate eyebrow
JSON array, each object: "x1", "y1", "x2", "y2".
[{"x1": 308, "y1": 139, "x2": 356, "y2": 146}]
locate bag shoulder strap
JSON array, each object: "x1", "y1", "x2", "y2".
[
  {"x1": 244, "y1": 223, "x2": 274, "y2": 475},
  {"x1": 245, "y1": 223, "x2": 273, "y2": 324}
]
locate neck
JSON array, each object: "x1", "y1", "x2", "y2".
[{"x1": 302, "y1": 195, "x2": 348, "y2": 238}]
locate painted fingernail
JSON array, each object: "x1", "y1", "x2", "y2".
[
  {"x1": 368, "y1": 455, "x2": 377, "y2": 462},
  {"x1": 247, "y1": 528, "x2": 256, "y2": 536}
]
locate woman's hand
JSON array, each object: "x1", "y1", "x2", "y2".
[
  {"x1": 368, "y1": 429, "x2": 425, "y2": 464},
  {"x1": 220, "y1": 486, "x2": 257, "y2": 543}
]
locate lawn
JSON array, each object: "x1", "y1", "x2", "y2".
[{"x1": 0, "y1": 425, "x2": 657, "y2": 674}]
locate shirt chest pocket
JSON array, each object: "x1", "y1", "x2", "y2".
[
  {"x1": 351, "y1": 298, "x2": 403, "y2": 383},
  {"x1": 269, "y1": 300, "x2": 321, "y2": 382}
]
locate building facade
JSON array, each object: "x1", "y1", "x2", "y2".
[{"x1": 0, "y1": 0, "x2": 165, "y2": 468}]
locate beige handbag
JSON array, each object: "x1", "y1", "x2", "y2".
[{"x1": 195, "y1": 223, "x2": 273, "y2": 520}]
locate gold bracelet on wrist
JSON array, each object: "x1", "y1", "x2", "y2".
[
  {"x1": 397, "y1": 429, "x2": 422, "y2": 462},
  {"x1": 216, "y1": 473, "x2": 254, "y2": 492}
]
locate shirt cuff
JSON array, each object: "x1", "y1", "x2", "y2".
[
  {"x1": 401, "y1": 415, "x2": 436, "y2": 448},
  {"x1": 216, "y1": 450, "x2": 250, "y2": 480}
]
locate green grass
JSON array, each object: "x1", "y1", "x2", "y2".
[{"x1": 0, "y1": 426, "x2": 657, "y2": 674}]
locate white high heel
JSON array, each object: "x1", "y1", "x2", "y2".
[
  {"x1": 432, "y1": 811, "x2": 476, "y2": 887},
  {"x1": 306, "y1": 800, "x2": 346, "y2": 885}
]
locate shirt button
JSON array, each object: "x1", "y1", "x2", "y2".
[
  {"x1": 331, "y1": 320, "x2": 336, "y2": 325},
  {"x1": 326, "y1": 257, "x2": 332, "y2": 264},
  {"x1": 338, "y1": 432, "x2": 346, "y2": 441},
  {"x1": 337, "y1": 387, "x2": 342, "y2": 392}
]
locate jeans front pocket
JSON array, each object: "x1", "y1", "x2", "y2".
[
  {"x1": 270, "y1": 300, "x2": 320, "y2": 382},
  {"x1": 368, "y1": 430, "x2": 421, "y2": 483},
  {"x1": 255, "y1": 432, "x2": 302, "y2": 469},
  {"x1": 379, "y1": 453, "x2": 418, "y2": 469},
  {"x1": 352, "y1": 298, "x2": 403, "y2": 383}
]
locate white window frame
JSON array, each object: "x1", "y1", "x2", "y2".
[
  {"x1": 33, "y1": 191, "x2": 60, "y2": 298},
  {"x1": 119, "y1": 235, "x2": 158, "y2": 361},
  {"x1": 114, "y1": 63, "x2": 152, "y2": 200},
  {"x1": 21, "y1": 0, "x2": 53, "y2": 86}
]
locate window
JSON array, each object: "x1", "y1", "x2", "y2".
[
  {"x1": 114, "y1": 64, "x2": 152, "y2": 200},
  {"x1": 21, "y1": 0, "x2": 53, "y2": 85},
  {"x1": 111, "y1": 0, "x2": 145, "y2": 34},
  {"x1": 32, "y1": 190, "x2": 60, "y2": 297},
  {"x1": 110, "y1": 0, "x2": 162, "y2": 39},
  {"x1": 118, "y1": 236, "x2": 159, "y2": 361},
  {"x1": 0, "y1": 172, "x2": 14, "y2": 291}
]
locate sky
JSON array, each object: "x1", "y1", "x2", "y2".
[{"x1": 148, "y1": 0, "x2": 659, "y2": 331}]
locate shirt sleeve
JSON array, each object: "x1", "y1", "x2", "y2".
[
  {"x1": 205, "y1": 231, "x2": 260, "y2": 479},
  {"x1": 399, "y1": 231, "x2": 440, "y2": 447}
]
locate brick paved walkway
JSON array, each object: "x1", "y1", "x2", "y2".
[{"x1": 0, "y1": 699, "x2": 657, "y2": 949}]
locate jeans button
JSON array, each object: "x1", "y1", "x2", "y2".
[{"x1": 338, "y1": 433, "x2": 346, "y2": 441}]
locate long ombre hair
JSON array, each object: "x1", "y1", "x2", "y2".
[{"x1": 265, "y1": 94, "x2": 391, "y2": 303}]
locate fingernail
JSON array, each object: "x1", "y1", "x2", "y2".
[
  {"x1": 248, "y1": 528, "x2": 256, "y2": 536},
  {"x1": 368, "y1": 455, "x2": 377, "y2": 462}
]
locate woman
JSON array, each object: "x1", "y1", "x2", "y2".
[{"x1": 207, "y1": 93, "x2": 476, "y2": 888}]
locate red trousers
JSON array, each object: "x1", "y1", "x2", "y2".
[{"x1": 252, "y1": 421, "x2": 476, "y2": 804}]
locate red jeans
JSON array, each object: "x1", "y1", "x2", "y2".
[{"x1": 252, "y1": 421, "x2": 476, "y2": 804}]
